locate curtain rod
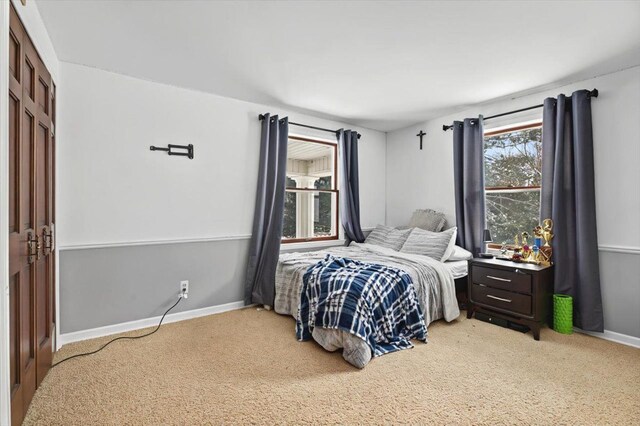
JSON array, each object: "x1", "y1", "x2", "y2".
[
  {"x1": 258, "y1": 114, "x2": 361, "y2": 139},
  {"x1": 441, "y1": 88, "x2": 598, "y2": 131}
]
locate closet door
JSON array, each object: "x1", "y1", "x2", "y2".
[
  {"x1": 8, "y1": 5, "x2": 56, "y2": 425},
  {"x1": 8, "y1": 11, "x2": 37, "y2": 424},
  {"x1": 34, "y1": 53, "x2": 54, "y2": 386}
]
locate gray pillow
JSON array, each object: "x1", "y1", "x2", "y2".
[
  {"x1": 364, "y1": 224, "x2": 412, "y2": 251},
  {"x1": 400, "y1": 227, "x2": 458, "y2": 262},
  {"x1": 408, "y1": 209, "x2": 447, "y2": 232}
]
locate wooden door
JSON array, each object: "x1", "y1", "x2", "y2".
[
  {"x1": 8, "y1": 5, "x2": 56, "y2": 425},
  {"x1": 34, "y1": 51, "x2": 54, "y2": 387}
]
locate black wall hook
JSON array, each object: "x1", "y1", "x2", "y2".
[{"x1": 150, "y1": 144, "x2": 194, "y2": 159}]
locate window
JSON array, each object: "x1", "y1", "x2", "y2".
[
  {"x1": 484, "y1": 122, "x2": 542, "y2": 246},
  {"x1": 282, "y1": 136, "x2": 339, "y2": 243}
]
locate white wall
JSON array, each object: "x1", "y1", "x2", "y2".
[
  {"x1": 386, "y1": 66, "x2": 640, "y2": 338},
  {"x1": 58, "y1": 62, "x2": 387, "y2": 248}
]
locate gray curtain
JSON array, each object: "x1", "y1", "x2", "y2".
[
  {"x1": 453, "y1": 117, "x2": 485, "y2": 256},
  {"x1": 244, "y1": 114, "x2": 289, "y2": 306},
  {"x1": 337, "y1": 129, "x2": 366, "y2": 244},
  {"x1": 541, "y1": 90, "x2": 603, "y2": 332}
]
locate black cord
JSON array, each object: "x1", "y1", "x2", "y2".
[{"x1": 52, "y1": 296, "x2": 183, "y2": 368}]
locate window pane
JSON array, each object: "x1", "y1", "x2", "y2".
[
  {"x1": 282, "y1": 190, "x2": 337, "y2": 240},
  {"x1": 484, "y1": 127, "x2": 542, "y2": 188},
  {"x1": 314, "y1": 192, "x2": 334, "y2": 237},
  {"x1": 486, "y1": 189, "x2": 541, "y2": 246},
  {"x1": 315, "y1": 176, "x2": 332, "y2": 190},
  {"x1": 282, "y1": 190, "x2": 297, "y2": 239},
  {"x1": 286, "y1": 139, "x2": 335, "y2": 189}
]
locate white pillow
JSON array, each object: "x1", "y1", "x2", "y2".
[
  {"x1": 445, "y1": 245, "x2": 473, "y2": 262},
  {"x1": 400, "y1": 227, "x2": 457, "y2": 262},
  {"x1": 364, "y1": 224, "x2": 411, "y2": 251}
]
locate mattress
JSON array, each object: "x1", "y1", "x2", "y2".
[{"x1": 444, "y1": 260, "x2": 468, "y2": 279}]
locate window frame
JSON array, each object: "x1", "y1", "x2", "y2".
[
  {"x1": 484, "y1": 121, "x2": 542, "y2": 249},
  {"x1": 281, "y1": 135, "x2": 340, "y2": 244}
]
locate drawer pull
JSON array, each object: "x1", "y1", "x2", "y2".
[
  {"x1": 487, "y1": 294, "x2": 512, "y2": 303},
  {"x1": 487, "y1": 275, "x2": 511, "y2": 283}
]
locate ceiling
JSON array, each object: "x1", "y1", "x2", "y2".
[
  {"x1": 36, "y1": 1, "x2": 640, "y2": 131},
  {"x1": 288, "y1": 140, "x2": 332, "y2": 161}
]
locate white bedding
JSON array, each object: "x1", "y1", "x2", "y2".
[
  {"x1": 274, "y1": 243, "x2": 461, "y2": 367},
  {"x1": 444, "y1": 260, "x2": 468, "y2": 279}
]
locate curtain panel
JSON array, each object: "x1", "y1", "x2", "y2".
[
  {"x1": 244, "y1": 114, "x2": 289, "y2": 307},
  {"x1": 541, "y1": 90, "x2": 603, "y2": 332},
  {"x1": 453, "y1": 117, "x2": 486, "y2": 256},
  {"x1": 337, "y1": 129, "x2": 366, "y2": 244}
]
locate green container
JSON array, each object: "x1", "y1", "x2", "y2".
[{"x1": 553, "y1": 294, "x2": 573, "y2": 334}]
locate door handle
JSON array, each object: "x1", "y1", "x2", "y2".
[{"x1": 27, "y1": 232, "x2": 41, "y2": 263}]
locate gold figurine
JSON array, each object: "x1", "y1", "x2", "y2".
[
  {"x1": 533, "y1": 225, "x2": 543, "y2": 240},
  {"x1": 509, "y1": 221, "x2": 554, "y2": 265},
  {"x1": 542, "y1": 218, "x2": 554, "y2": 247},
  {"x1": 539, "y1": 218, "x2": 554, "y2": 266}
]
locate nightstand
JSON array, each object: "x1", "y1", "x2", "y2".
[{"x1": 467, "y1": 258, "x2": 554, "y2": 340}]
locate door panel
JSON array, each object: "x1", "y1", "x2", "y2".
[
  {"x1": 9, "y1": 275, "x2": 18, "y2": 394},
  {"x1": 35, "y1": 120, "x2": 52, "y2": 384},
  {"x1": 9, "y1": 95, "x2": 17, "y2": 232},
  {"x1": 8, "y1": 4, "x2": 56, "y2": 424}
]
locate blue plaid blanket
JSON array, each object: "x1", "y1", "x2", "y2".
[{"x1": 296, "y1": 255, "x2": 427, "y2": 356}]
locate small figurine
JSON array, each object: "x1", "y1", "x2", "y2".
[
  {"x1": 539, "y1": 218, "x2": 554, "y2": 265},
  {"x1": 511, "y1": 247, "x2": 523, "y2": 262},
  {"x1": 533, "y1": 226, "x2": 543, "y2": 239},
  {"x1": 542, "y1": 218, "x2": 554, "y2": 247},
  {"x1": 532, "y1": 245, "x2": 540, "y2": 262},
  {"x1": 533, "y1": 225, "x2": 544, "y2": 249},
  {"x1": 521, "y1": 232, "x2": 530, "y2": 247}
]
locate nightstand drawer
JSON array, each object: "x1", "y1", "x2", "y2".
[
  {"x1": 472, "y1": 265, "x2": 532, "y2": 294},
  {"x1": 470, "y1": 284, "x2": 532, "y2": 316}
]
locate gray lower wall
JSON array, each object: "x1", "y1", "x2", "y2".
[
  {"x1": 60, "y1": 238, "x2": 639, "y2": 339},
  {"x1": 598, "y1": 250, "x2": 640, "y2": 338},
  {"x1": 59, "y1": 239, "x2": 250, "y2": 334}
]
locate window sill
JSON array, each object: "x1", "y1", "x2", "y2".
[{"x1": 280, "y1": 239, "x2": 346, "y2": 252}]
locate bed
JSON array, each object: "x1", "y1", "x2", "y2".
[
  {"x1": 445, "y1": 259, "x2": 469, "y2": 280},
  {"x1": 275, "y1": 242, "x2": 462, "y2": 367}
]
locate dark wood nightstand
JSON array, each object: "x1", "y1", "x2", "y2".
[{"x1": 467, "y1": 258, "x2": 554, "y2": 340}]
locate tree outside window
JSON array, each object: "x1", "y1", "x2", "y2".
[{"x1": 484, "y1": 123, "x2": 542, "y2": 246}]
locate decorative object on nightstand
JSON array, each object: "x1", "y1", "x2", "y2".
[
  {"x1": 504, "y1": 219, "x2": 554, "y2": 265},
  {"x1": 539, "y1": 218, "x2": 554, "y2": 266},
  {"x1": 467, "y1": 257, "x2": 554, "y2": 340},
  {"x1": 480, "y1": 229, "x2": 493, "y2": 258}
]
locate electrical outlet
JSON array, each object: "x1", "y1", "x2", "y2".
[{"x1": 180, "y1": 280, "x2": 189, "y2": 299}]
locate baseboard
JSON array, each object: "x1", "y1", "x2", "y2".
[
  {"x1": 574, "y1": 328, "x2": 640, "y2": 349},
  {"x1": 57, "y1": 300, "x2": 246, "y2": 349}
]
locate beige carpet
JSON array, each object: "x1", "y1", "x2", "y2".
[{"x1": 25, "y1": 308, "x2": 640, "y2": 425}]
